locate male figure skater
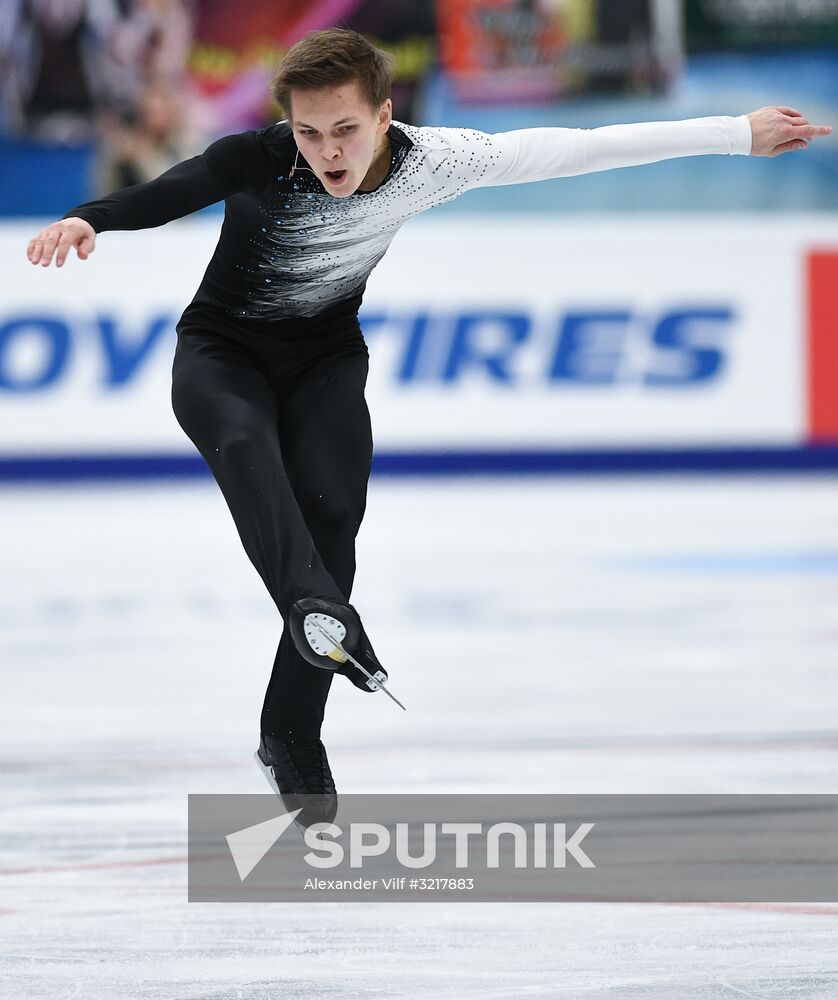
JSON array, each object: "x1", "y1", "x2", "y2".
[{"x1": 26, "y1": 28, "x2": 831, "y2": 827}]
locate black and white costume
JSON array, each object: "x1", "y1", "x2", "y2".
[{"x1": 66, "y1": 114, "x2": 753, "y2": 741}]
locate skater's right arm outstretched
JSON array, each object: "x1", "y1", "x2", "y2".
[{"x1": 26, "y1": 131, "x2": 272, "y2": 269}]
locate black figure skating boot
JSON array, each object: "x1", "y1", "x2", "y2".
[
  {"x1": 254, "y1": 733, "x2": 337, "y2": 830},
  {"x1": 289, "y1": 598, "x2": 405, "y2": 710}
]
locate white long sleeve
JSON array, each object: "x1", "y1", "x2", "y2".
[
  {"x1": 409, "y1": 115, "x2": 753, "y2": 192},
  {"x1": 489, "y1": 114, "x2": 752, "y2": 185}
]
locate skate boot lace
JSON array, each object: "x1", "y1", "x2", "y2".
[{"x1": 268, "y1": 738, "x2": 336, "y2": 795}]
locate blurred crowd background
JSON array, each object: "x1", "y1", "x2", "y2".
[{"x1": 1, "y1": 0, "x2": 836, "y2": 217}]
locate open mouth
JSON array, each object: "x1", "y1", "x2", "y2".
[{"x1": 324, "y1": 169, "x2": 348, "y2": 185}]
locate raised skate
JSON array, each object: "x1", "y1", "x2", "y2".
[{"x1": 289, "y1": 597, "x2": 406, "y2": 710}]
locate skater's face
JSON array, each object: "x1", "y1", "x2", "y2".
[{"x1": 289, "y1": 80, "x2": 392, "y2": 198}]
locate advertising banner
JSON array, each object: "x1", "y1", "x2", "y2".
[{"x1": 1, "y1": 217, "x2": 836, "y2": 469}]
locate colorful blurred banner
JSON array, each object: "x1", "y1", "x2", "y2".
[
  {"x1": 436, "y1": 0, "x2": 674, "y2": 104},
  {"x1": 189, "y1": 0, "x2": 435, "y2": 131},
  {"x1": 686, "y1": 0, "x2": 838, "y2": 49}
]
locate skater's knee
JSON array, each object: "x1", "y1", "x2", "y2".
[
  {"x1": 171, "y1": 376, "x2": 201, "y2": 438},
  {"x1": 176, "y1": 406, "x2": 279, "y2": 472},
  {"x1": 297, "y1": 486, "x2": 365, "y2": 535},
  {"x1": 171, "y1": 376, "x2": 228, "y2": 447},
  {"x1": 171, "y1": 378, "x2": 273, "y2": 460},
  {"x1": 172, "y1": 375, "x2": 277, "y2": 462},
  {"x1": 217, "y1": 425, "x2": 279, "y2": 471}
]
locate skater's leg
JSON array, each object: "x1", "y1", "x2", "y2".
[
  {"x1": 280, "y1": 351, "x2": 373, "y2": 596},
  {"x1": 170, "y1": 331, "x2": 346, "y2": 617},
  {"x1": 260, "y1": 351, "x2": 374, "y2": 738}
]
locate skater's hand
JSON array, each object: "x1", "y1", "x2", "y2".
[
  {"x1": 746, "y1": 106, "x2": 832, "y2": 157},
  {"x1": 27, "y1": 217, "x2": 96, "y2": 268}
]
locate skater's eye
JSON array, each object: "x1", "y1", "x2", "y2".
[{"x1": 298, "y1": 125, "x2": 356, "y2": 138}]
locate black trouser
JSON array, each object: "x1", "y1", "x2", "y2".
[{"x1": 171, "y1": 321, "x2": 373, "y2": 740}]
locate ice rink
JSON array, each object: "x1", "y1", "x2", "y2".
[{"x1": 2, "y1": 474, "x2": 837, "y2": 998}]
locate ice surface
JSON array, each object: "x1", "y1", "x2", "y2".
[{"x1": 2, "y1": 475, "x2": 837, "y2": 998}]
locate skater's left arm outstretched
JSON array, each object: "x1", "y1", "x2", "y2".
[{"x1": 431, "y1": 105, "x2": 831, "y2": 194}]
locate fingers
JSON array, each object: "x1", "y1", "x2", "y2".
[
  {"x1": 39, "y1": 231, "x2": 61, "y2": 267},
  {"x1": 775, "y1": 106, "x2": 831, "y2": 139},
  {"x1": 764, "y1": 106, "x2": 832, "y2": 154},
  {"x1": 771, "y1": 137, "x2": 810, "y2": 157},
  {"x1": 26, "y1": 222, "x2": 94, "y2": 267},
  {"x1": 27, "y1": 231, "x2": 48, "y2": 264},
  {"x1": 783, "y1": 122, "x2": 831, "y2": 146},
  {"x1": 55, "y1": 232, "x2": 75, "y2": 268},
  {"x1": 77, "y1": 232, "x2": 95, "y2": 260},
  {"x1": 27, "y1": 226, "x2": 61, "y2": 266},
  {"x1": 800, "y1": 123, "x2": 832, "y2": 138}
]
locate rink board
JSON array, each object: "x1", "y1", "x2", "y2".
[{"x1": 0, "y1": 217, "x2": 836, "y2": 472}]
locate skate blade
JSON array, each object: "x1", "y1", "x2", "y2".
[
  {"x1": 350, "y1": 657, "x2": 406, "y2": 710},
  {"x1": 254, "y1": 749, "x2": 280, "y2": 795},
  {"x1": 311, "y1": 621, "x2": 407, "y2": 711},
  {"x1": 253, "y1": 751, "x2": 312, "y2": 839}
]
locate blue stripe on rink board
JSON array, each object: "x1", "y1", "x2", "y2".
[{"x1": 2, "y1": 446, "x2": 838, "y2": 480}]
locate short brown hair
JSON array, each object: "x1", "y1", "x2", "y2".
[{"x1": 271, "y1": 28, "x2": 394, "y2": 117}]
